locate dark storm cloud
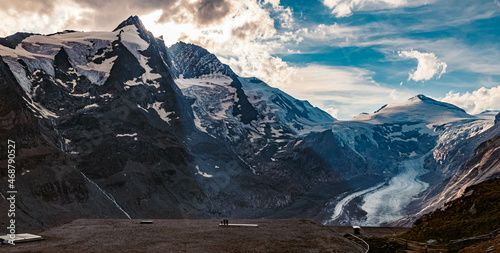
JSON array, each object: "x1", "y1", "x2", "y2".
[
  {"x1": 156, "y1": 0, "x2": 233, "y2": 26},
  {"x1": 1, "y1": 0, "x2": 233, "y2": 32},
  {"x1": 0, "y1": 0, "x2": 56, "y2": 14},
  {"x1": 195, "y1": 0, "x2": 232, "y2": 24},
  {"x1": 231, "y1": 21, "x2": 262, "y2": 40},
  {"x1": 72, "y1": 0, "x2": 233, "y2": 29}
]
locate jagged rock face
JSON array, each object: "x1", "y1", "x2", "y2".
[
  {"x1": 167, "y1": 41, "x2": 234, "y2": 79},
  {"x1": 0, "y1": 32, "x2": 34, "y2": 49},
  {"x1": 168, "y1": 42, "x2": 259, "y2": 125},
  {"x1": 0, "y1": 55, "x2": 128, "y2": 229},
  {"x1": 496, "y1": 112, "x2": 500, "y2": 124}
]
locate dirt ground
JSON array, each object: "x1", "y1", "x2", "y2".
[
  {"x1": 329, "y1": 226, "x2": 409, "y2": 237},
  {"x1": 459, "y1": 235, "x2": 500, "y2": 253},
  {"x1": 2, "y1": 219, "x2": 367, "y2": 252}
]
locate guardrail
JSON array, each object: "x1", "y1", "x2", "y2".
[
  {"x1": 345, "y1": 233, "x2": 369, "y2": 253},
  {"x1": 394, "y1": 238, "x2": 448, "y2": 252},
  {"x1": 393, "y1": 227, "x2": 500, "y2": 252},
  {"x1": 448, "y1": 229, "x2": 500, "y2": 252}
]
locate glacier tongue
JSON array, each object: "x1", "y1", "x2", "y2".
[{"x1": 360, "y1": 157, "x2": 429, "y2": 225}]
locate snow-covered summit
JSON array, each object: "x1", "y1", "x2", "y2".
[
  {"x1": 0, "y1": 19, "x2": 153, "y2": 93},
  {"x1": 114, "y1": 15, "x2": 145, "y2": 32},
  {"x1": 168, "y1": 42, "x2": 335, "y2": 143},
  {"x1": 113, "y1": 15, "x2": 154, "y2": 45},
  {"x1": 352, "y1": 94, "x2": 473, "y2": 125}
]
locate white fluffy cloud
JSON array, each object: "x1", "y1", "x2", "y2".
[
  {"x1": 322, "y1": 0, "x2": 433, "y2": 18},
  {"x1": 326, "y1": 108, "x2": 340, "y2": 118},
  {"x1": 442, "y1": 86, "x2": 500, "y2": 114},
  {"x1": 399, "y1": 50, "x2": 447, "y2": 82}
]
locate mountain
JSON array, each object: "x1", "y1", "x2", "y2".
[
  {"x1": 292, "y1": 95, "x2": 495, "y2": 226},
  {"x1": 168, "y1": 42, "x2": 334, "y2": 159},
  {"x1": 0, "y1": 16, "x2": 498, "y2": 230},
  {"x1": 0, "y1": 15, "x2": 212, "y2": 229},
  {"x1": 0, "y1": 16, "x2": 336, "y2": 229},
  {"x1": 352, "y1": 94, "x2": 473, "y2": 124}
]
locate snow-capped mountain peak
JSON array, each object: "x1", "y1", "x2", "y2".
[
  {"x1": 167, "y1": 41, "x2": 234, "y2": 79},
  {"x1": 113, "y1": 15, "x2": 150, "y2": 41},
  {"x1": 352, "y1": 94, "x2": 473, "y2": 125},
  {"x1": 168, "y1": 41, "x2": 334, "y2": 145}
]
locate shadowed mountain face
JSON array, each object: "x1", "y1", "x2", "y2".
[
  {"x1": 0, "y1": 16, "x2": 336, "y2": 229},
  {"x1": 0, "y1": 16, "x2": 498, "y2": 229},
  {"x1": 0, "y1": 17, "x2": 207, "y2": 229}
]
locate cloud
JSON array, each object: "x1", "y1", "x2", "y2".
[
  {"x1": 72, "y1": 0, "x2": 236, "y2": 28},
  {"x1": 276, "y1": 5, "x2": 294, "y2": 29},
  {"x1": 296, "y1": 23, "x2": 361, "y2": 41},
  {"x1": 221, "y1": 49, "x2": 296, "y2": 88},
  {"x1": 262, "y1": 0, "x2": 280, "y2": 8},
  {"x1": 322, "y1": 0, "x2": 433, "y2": 18},
  {"x1": 152, "y1": 0, "x2": 233, "y2": 26},
  {"x1": 0, "y1": 0, "x2": 56, "y2": 15},
  {"x1": 0, "y1": 0, "x2": 245, "y2": 37},
  {"x1": 330, "y1": 2, "x2": 353, "y2": 18},
  {"x1": 0, "y1": 0, "x2": 94, "y2": 36},
  {"x1": 326, "y1": 108, "x2": 339, "y2": 118},
  {"x1": 279, "y1": 65, "x2": 413, "y2": 119},
  {"x1": 398, "y1": 50, "x2": 447, "y2": 82},
  {"x1": 441, "y1": 86, "x2": 500, "y2": 114}
]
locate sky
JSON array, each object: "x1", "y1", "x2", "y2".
[{"x1": 1, "y1": 0, "x2": 500, "y2": 119}]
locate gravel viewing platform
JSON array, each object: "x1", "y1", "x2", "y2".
[{"x1": 3, "y1": 219, "x2": 366, "y2": 252}]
